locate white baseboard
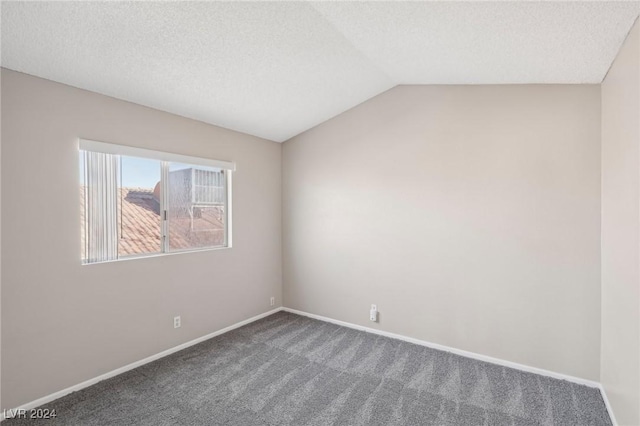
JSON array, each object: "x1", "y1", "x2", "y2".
[
  {"x1": 282, "y1": 307, "x2": 618, "y2": 424},
  {"x1": 3, "y1": 306, "x2": 617, "y2": 425},
  {"x1": 598, "y1": 383, "x2": 618, "y2": 426},
  {"x1": 282, "y1": 307, "x2": 600, "y2": 387},
  {"x1": 1, "y1": 307, "x2": 283, "y2": 421}
]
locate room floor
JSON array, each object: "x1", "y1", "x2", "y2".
[{"x1": 5, "y1": 312, "x2": 611, "y2": 425}]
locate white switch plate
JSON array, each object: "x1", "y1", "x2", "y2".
[{"x1": 270, "y1": 297, "x2": 275, "y2": 306}]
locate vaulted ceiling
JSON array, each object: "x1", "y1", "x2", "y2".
[{"x1": 2, "y1": 1, "x2": 639, "y2": 142}]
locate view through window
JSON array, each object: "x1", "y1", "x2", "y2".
[{"x1": 80, "y1": 141, "x2": 232, "y2": 264}]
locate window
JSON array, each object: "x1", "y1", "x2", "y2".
[{"x1": 79, "y1": 139, "x2": 234, "y2": 264}]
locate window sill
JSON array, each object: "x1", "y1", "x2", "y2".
[{"x1": 81, "y1": 245, "x2": 231, "y2": 266}]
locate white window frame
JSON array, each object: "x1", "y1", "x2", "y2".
[{"x1": 79, "y1": 139, "x2": 235, "y2": 264}]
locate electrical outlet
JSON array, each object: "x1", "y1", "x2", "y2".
[
  {"x1": 370, "y1": 305, "x2": 378, "y2": 322},
  {"x1": 174, "y1": 316, "x2": 181, "y2": 329},
  {"x1": 270, "y1": 297, "x2": 275, "y2": 307}
]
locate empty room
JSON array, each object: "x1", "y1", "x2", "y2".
[{"x1": 1, "y1": 1, "x2": 640, "y2": 425}]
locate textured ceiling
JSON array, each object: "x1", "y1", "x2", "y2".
[{"x1": 2, "y1": 1, "x2": 639, "y2": 142}]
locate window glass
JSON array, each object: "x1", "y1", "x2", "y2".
[
  {"x1": 167, "y1": 163, "x2": 226, "y2": 251},
  {"x1": 118, "y1": 156, "x2": 162, "y2": 257},
  {"x1": 80, "y1": 144, "x2": 231, "y2": 264}
]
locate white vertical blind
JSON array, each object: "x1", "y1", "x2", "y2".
[{"x1": 83, "y1": 151, "x2": 119, "y2": 263}]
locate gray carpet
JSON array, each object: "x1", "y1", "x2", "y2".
[{"x1": 6, "y1": 311, "x2": 611, "y2": 425}]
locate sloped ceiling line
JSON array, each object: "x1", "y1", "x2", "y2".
[
  {"x1": 2, "y1": 1, "x2": 640, "y2": 142},
  {"x1": 307, "y1": 2, "x2": 395, "y2": 85}
]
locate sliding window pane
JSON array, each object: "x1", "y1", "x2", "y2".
[
  {"x1": 167, "y1": 162, "x2": 226, "y2": 251},
  {"x1": 117, "y1": 156, "x2": 162, "y2": 257}
]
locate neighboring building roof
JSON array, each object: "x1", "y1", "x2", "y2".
[
  {"x1": 81, "y1": 187, "x2": 225, "y2": 257},
  {"x1": 117, "y1": 188, "x2": 162, "y2": 256}
]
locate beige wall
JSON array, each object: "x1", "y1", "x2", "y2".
[
  {"x1": 283, "y1": 85, "x2": 602, "y2": 381},
  {"x1": 0, "y1": 69, "x2": 282, "y2": 409},
  {"x1": 0, "y1": 62, "x2": 3, "y2": 414},
  {"x1": 601, "y1": 19, "x2": 640, "y2": 426},
  {"x1": 5, "y1": 50, "x2": 638, "y2": 420}
]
